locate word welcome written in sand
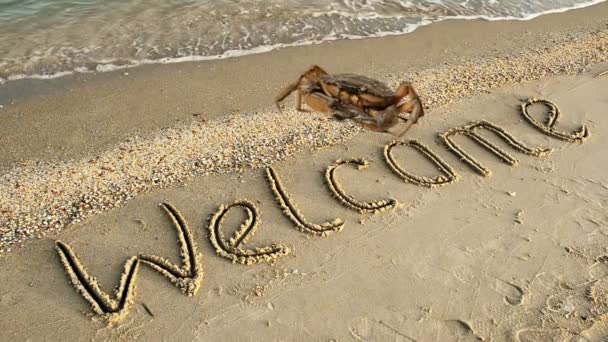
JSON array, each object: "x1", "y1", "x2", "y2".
[{"x1": 56, "y1": 98, "x2": 590, "y2": 323}]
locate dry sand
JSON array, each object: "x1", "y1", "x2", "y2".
[{"x1": 1, "y1": 2, "x2": 608, "y2": 341}]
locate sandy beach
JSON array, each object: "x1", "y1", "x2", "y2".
[{"x1": 1, "y1": 2, "x2": 608, "y2": 340}]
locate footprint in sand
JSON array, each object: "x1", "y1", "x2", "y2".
[
  {"x1": 443, "y1": 320, "x2": 484, "y2": 341},
  {"x1": 589, "y1": 256, "x2": 608, "y2": 280},
  {"x1": 586, "y1": 278, "x2": 608, "y2": 311},
  {"x1": 492, "y1": 278, "x2": 525, "y2": 306},
  {"x1": 578, "y1": 312, "x2": 608, "y2": 342}
]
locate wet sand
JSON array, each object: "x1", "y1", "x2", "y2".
[{"x1": 1, "y1": 2, "x2": 608, "y2": 341}]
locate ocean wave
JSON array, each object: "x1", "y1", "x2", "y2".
[{"x1": 0, "y1": 0, "x2": 605, "y2": 83}]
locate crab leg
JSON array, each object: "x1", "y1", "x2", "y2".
[
  {"x1": 332, "y1": 103, "x2": 395, "y2": 128},
  {"x1": 330, "y1": 103, "x2": 360, "y2": 120},
  {"x1": 275, "y1": 65, "x2": 329, "y2": 111},
  {"x1": 389, "y1": 108, "x2": 422, "y2": 138},
  {"x1": 397, "y1": 100, "x2": 423, "y2": 124},
  {"x1": 332, "y1": 103, "x2": 420, "y2": 137},
  {"x1": 275, "y1": 77, "x2": 303, "y2": 111},
  {"x1": 296, "y1": 89, "x2": 303, "y2": 111},
  {"x1": 303, "y1": 92, "x2": 336, "y2": 113},
  {"x1": 395, "y1": 82, "x2": 424, "y2": 123}
]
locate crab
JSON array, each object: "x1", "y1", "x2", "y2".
[{"x1": 275, "y1": 65, "x2": 425, "y2": 137}]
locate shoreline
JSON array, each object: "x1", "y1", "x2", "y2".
[
  {"x1": 0, "y1": 2, "x2": 607, "y2": 253},
  {"x1": 3, "y1": 0, "x2": 608, "y2": 102},
  {"x1": 1, "y1": 0, "x2": 606, "y2": 85}
]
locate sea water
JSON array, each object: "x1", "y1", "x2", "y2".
[{"x1": 0, "y1": 0, "x2": 604, "y2": 82}]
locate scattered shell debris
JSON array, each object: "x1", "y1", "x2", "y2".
[
  {"x1": 0, "y1": 112, "x2": 359, "y2": 253},
  {"x1": 515, "y1": 209, "x2": 525, "y2": 224},
  {"x1": 55, "y1": 203, "x2": 203, "y2": 324},
  {"x1": 394, "y1": 29, "x2": 608, "y2": 110}
]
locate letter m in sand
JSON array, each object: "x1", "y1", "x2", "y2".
[{"x1": 438, "y1": 120, "x2": 552, "y2": 177}]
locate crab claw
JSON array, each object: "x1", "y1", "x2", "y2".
[
  {"x1": 388, "y1": 106, "x2": 422, "y2": 138},
  {"x1": 395, "y1": 82, "x2": 424, "y2": 124}
]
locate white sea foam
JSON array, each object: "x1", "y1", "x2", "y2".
[{"x1": 0, "y1": 0, "x2": 605, "y2": 83}]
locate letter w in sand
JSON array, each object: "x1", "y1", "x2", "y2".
[
  {"x1": 438, "y1": 120, "x2": 553, "y2": 177},
  {"x1": 55, "y1": 203, "x2": 203, "y2": 324}
]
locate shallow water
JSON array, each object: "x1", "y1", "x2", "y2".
[{"x1": 0, "y1": 0, "x2": 605, "y2": 81}]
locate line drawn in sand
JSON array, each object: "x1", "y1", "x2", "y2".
[
  {"x1": 515, "y1": 328, "x2": 580, "y2": 342},
  {"x1": 208, "y1": 199, "x2": 291, "y2": 265},
  {"x1": 325, "y1": 158, "x2": 398, "y2": 214},
  {"x1": 521, "y1": 98, "x2": 590, "y2": 144},
  {"x1": 55, "y1": 203, "x2": 203, "y2": 324},
  {"x1": 266, "y1": 166, "x2": 345, "y2": 236},
  {"x1": 349, "y1": 317, "x2": 418, "y2": 341},
  {"x1": 438, "y1": 120, "x2": 553, "y2": 177},
  {"x1": 384, "y1": 139, "x2": 458, "y2": 188},
  {"x1": 595, "y1": 70, "x2": 608, "y2": 78}
]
